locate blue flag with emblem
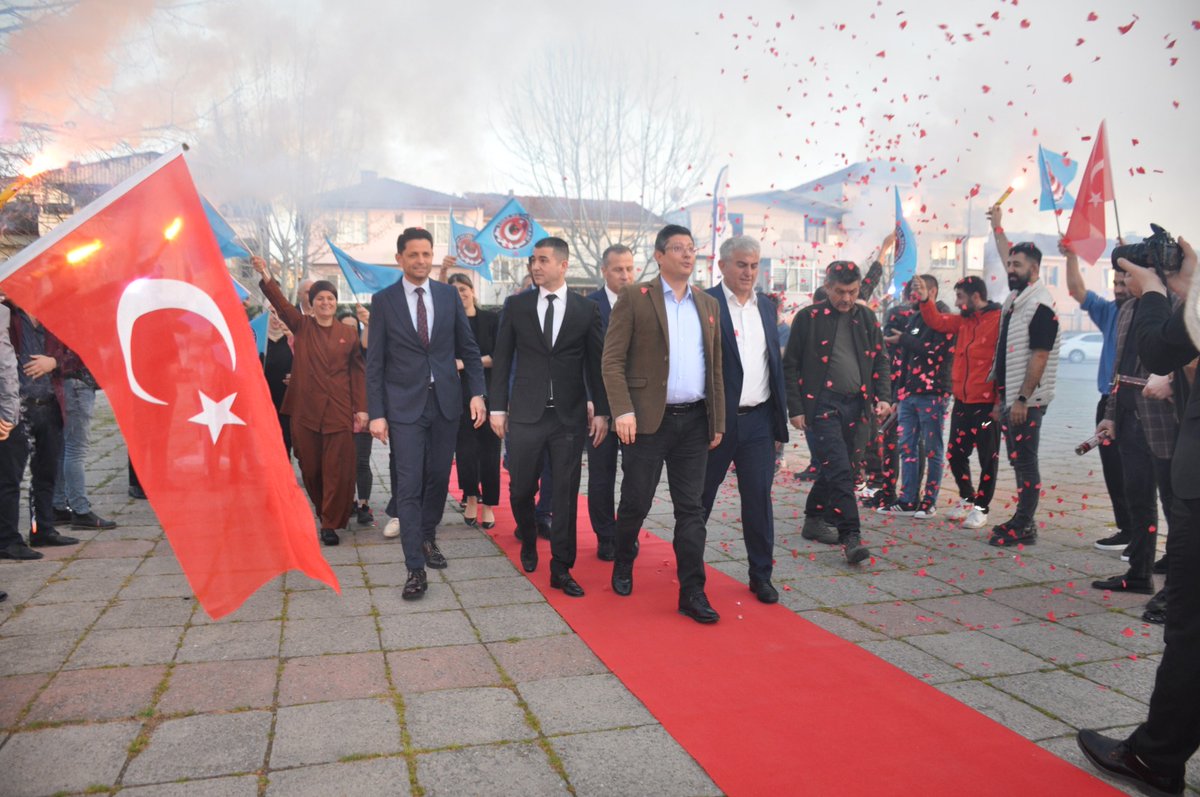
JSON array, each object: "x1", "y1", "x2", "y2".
[
  {"x1": 890, "y1": 188, "x2": 917, "y2": 297},
  {"x1": 249, "y1": 311, "x2": 269, "y2": 356},
  {"x1": 1037, "y1": 145, "x2": 1078, "y2": 212},
  {"x1": 201, "y1": 196, "x2": 252, "y2": 260},
  {"x1": 476, "y1": 197, "x2": 549, "y2": 261},
  {"x1": 326, "y1": 238, "x2": 402, "y2": 296},
  {"x1": 449, "y1": 213, "x2": 494, "y2": 281}
]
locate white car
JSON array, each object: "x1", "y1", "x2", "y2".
[{"x1": 1059, "y1": 332, "x2": 1104, "y2": 363}]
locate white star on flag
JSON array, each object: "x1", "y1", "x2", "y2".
[{"x1": 189, "y1": 391, "x2": 247, "y2": 443}]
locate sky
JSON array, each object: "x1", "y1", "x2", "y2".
[{"x1": 1, "y1": 0, "x2": 1196, "y2": 243}]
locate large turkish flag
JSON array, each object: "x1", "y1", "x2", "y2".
[
  {"x1": 1063, "y1": 120, "x2": 1115, "y2": 265},
  {"x1": 0, "y1": 149, "x2": 338, "y2": 618}
]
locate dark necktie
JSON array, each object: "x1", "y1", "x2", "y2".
[
  {"x1": 543, "y1": 293, "x2": 556, "y2": 349},
  {"x1": 415, "y1": 287, "x2": 429, "y2": 348}
]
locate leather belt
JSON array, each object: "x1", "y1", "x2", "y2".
[
  {"x1": 664, "y1": 400, "x2": 705, "y2": 415},
  {"x1": 737, "y1": 403, "x2": 764, "y2": 415}
]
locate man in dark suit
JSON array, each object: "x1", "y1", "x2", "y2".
[
  {"x1": 603, "y1": 224, "x2": 725, "y2": 624},
  {"x1": 367, "y1": 228, "x2": 486, "y2": 600},
  {"x1": 700, "y1": 236, "x2": 788, "y2": 604},
  {"x1": 490, "y1": 237, "x2": 609, "y2": 596},
  {"x1": 1077, "y1": 248, "x2": 1199, "y2": 797},
  {"x1": 585, "y1": 244, "x2": 636, "y2": 561}
]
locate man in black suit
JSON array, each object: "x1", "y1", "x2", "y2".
[
  {"x1": 491, "y1": 237, "x2": 609, "y2": 596},
  {"x1": 1077, "y1": 246, "x2": 1199, "y2": 797},
  {"x1": 585, "y1": 244, "x2": 635, "y2": 561},
  {"x1": 367, "y1": 228, "x2": 486, "y2": 600},
  {"x1": 701, "y1": 236, "x2": 789, "y2": 604}
]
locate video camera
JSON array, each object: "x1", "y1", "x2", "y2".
[{"x1": 1111, "y1": 224, "x2": 1184, "y2": 281}]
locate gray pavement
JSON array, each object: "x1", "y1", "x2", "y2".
[{"x1": 0, "y1": 361, "x2": 1197, "y2": 795}]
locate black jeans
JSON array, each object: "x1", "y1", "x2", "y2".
[
  {"x1": 1096, "y1": 396, "x2": 1131, "y2": 533},
  {"x1": 805, "y1": 391, "x2": 864, "y2": 535},
  {"x1": 586, "y1": 428, "x2": 618, "y2": 539},
  {"x1": 22, "y1": 399, "x2": 63, "y2": 533},
  {"x1": 1114, "y1": 405, "x2": 1173, "y2": 580},
  {"x1": 615, "y1": 404, "x2": 709, "y2": 596},
  {"x1": 1001, "y1": 403, "x2": 1043, "y2": 529},
  {"x1": 1130, "y1": 496, "x2": 1200, "y2": 777},
  {"x1": 0, "y1": 423, "x2": 30, "y2": 548},
  {"x1": 354, "y1": 431, "x2": 373, "y2": 503},
  {"x1": 456, "y1": 409, "x2": 502, "y2": 506},
  {"x1": 947, "y1": 400, "x2": 1001, "y2": 511},
  {"x1": 508, "y1": 410, "x2": 585, "y2": 577}
]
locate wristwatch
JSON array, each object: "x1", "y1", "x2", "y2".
[{"x1": 1016, "y1": 395, "x2": 1028, "y2": 404}]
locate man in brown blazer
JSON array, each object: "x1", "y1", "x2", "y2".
[{"x1": 602, "y1": 224, "x2": 725, "y2": 624}]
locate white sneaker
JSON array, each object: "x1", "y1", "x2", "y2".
[
  {"x1": 876, "y1": 503, "x2": 917, "y2": 516},
  {"x1": 383, "y1": 517, "x2": 400, "y2": 538},
  {"x1": 913, "y1": 505, "x2": 937, "y2": 520},
  {"x1": 855, "y1": 483, "x2": 879, "y2": 499},
  {"x1": 961, "y1": 506, "x2": 988, "y2": 529},
  {"x1": 946, "y1": 498, "x2": 973, "y2": 520}
]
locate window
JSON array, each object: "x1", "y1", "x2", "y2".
[
  {"x1": 1046, "y1": 265, "x2": 1059, "y2": 286},
  {"x1": 424, "y1": 213, "x2": 450, "y2": 249},
  {"x1": 393, "y1": 212, "x2": 405, "y2": 225},
  {"x1": 930, "y1": 241, "x2": 956, "y2": 269},
  {"x1": 804, "y1": 217, "x2": 827, "y2": 244},
  {"x1": 335, "y1": 211, "x2": 368, "y2": 246}
]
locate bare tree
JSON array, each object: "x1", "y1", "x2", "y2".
[
  {"x1": 499, "y1": 47, "x2": 711, "y2": 280},
  {"x1": 0, "y1": 1, "x2": 78, "y2": 41}
]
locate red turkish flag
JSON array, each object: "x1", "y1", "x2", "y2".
[
  {"x1": 0, "y1": 150, "x2": 338, "y2": 618},
  {"x1": 1063, "y1": 120, "x2": 1115, "y2": 264}
]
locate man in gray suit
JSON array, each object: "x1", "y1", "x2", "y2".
[{"x1": 367, "y1": 228, "x2": 486, "y2": 600}]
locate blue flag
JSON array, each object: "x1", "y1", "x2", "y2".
[
  {"x1": 449, "y1": 214, "x2": 494, "y2": 281},
  {"x1": 201, "y1": 196, "x2": 252, "y2": 259},
  {"x1": 230, "y1": 276, "x2": 251, "y2": 301},
  {"x1": 476, "y1": 198, "x2": 549, "y2": 261},
  {"x1": 249, "y1": 311, "x2": 269, "y2": 356},
  {"x1": 890, "y1": 189, "x2": 917, "y2": 297},
  {"x1": 1037, "y1": 145, "x2": 1078, "y2": 212},
  {"x1": 326, "y1": 239, "x2": 402, "y2": 296}
]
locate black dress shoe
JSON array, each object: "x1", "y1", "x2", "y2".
[
  {"x1": 520, "y1": 544, "x2": 538, "y2": 573},
  {"x1": 53, "y1": 507, "x2": 73, "y2": 523},
  {"x1": 0, "y1": 589, "x2": 7, "y2": 603},
  {"x1": 1153, "y1": 555, "x2": 1168, "y2": 574},
  {"x1": 71, "y1": 511, "x2": 117, "y2": 530},
  {"x1": 596, "y1": 537, "x2": 616, "y2": 562},
  {"x1": 678, "y1": 592, "x2": 720, "y2": 624},
  {"x1": 749, "y1": 578, "x2": 779, "y2": 604},
  {"x1": 536, "y1": 520, "x2": 552, "y2": 539},
  {"x1": 611, "y1": 562, "x2": 633, "y2": 596},
  {"x1": 988, "y1": 522, "x2": 1037, "y2": 547},
  {"x1": 1077, "y1": 729, "x2": 1183, "y2": 797},
  {"x1": 356, "y1": 504, "x2": 375, "y2": 526},
  {"x1": 1142, "y1": 607, "x2": 1166, "y2": 625},
  {"x1": 1092, "y1": 574, "x2": 1155, "y2": 594},
  {"x1": 550, "y1": 572, "x2": 585, "y2": 597},
  {"x1": 319, "y1": 528, "x2": 340, "y2": 546},
  {"x1": 402, "y1": 569, "x2": 428, "y2": 600},
  {"x1": 423, "y1": 540, "x2": 448, "y2": 569},
  {"x1": 128, "y1": 485, "x2": 147, "y2": 500},
  {"x1": 29, "y1": 530, "x2": 80, "y2": 547},
  {"x1": 0, "y1": 542, "x2": 43, "y2": 560}
]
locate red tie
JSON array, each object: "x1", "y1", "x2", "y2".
[{"x1": 415, "y1": 287, "x2": 429, "y2": 348}]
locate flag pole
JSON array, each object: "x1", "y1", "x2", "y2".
[{"x1": 1111, "y1": 195, "x2": 1123, "y2": 242}]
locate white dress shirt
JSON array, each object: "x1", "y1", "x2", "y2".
[
  {"x1": 538, "y1": 284, "x2": 568, "y2": 346},
  {"x1": 605, "y1": 285, "x2": 620, "y2": 309},
  {"x1": 403, "y1": 276, "x2": 435, "y2": 382},
  {"x1": 722, "y1": 284, "x2": 771, "y2": 408}
]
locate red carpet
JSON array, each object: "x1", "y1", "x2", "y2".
[{"x1": 477, "y1": 480, "x2": 1121, "y2": 795}]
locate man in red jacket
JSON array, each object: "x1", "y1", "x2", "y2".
[{"x1": 917, "y1": 276, "x2": 1002, "y2": 530}]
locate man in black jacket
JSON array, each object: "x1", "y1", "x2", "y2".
[{"x1": 784, "y1": 261, "x2": 892, "y2": 564}]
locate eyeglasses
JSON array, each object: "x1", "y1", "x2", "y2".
[{"x1": 664, "y1": 245, "x2": 697, "y2": 256}]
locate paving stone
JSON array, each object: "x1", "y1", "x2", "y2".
[
  {"x1": 859, "y1": 568, "x2": 965, "y2": 600},
  {"x1": 65, "y1": 625, "x2": 184, "y2": 669},
  {"x1": 487, "y1": 635, "x2": 606, "y2": 682},
  {"x1": 913, "y1": 593, "x2": 1036, "y2": 631},
  {"x1": 271, "y1": 698, "x2": 402, "y2": 768},
  {"x1": 95, "y1": 596, "x2": 196, "y2": 628},
  {"x1": 1059, "y1": 612, "x2": 1164, "y2": 655},
  {"x1": 191, "y1": 585, "x2": 284, "y2": 625},
  {"x1": 125, "y1": 712, "x2": 272, "y2": 784},
  {"x1": 417, "y1": 742, "x2": 567, "y2": 796},
  {"x1": 159, "y1": 659, "x2": 279, "y2": 714},
  {"x1": 282, "y1": 616, "x2": 381, "y2": 657},
  {"x1": 452, "y1": 575, "x2": 543, "y2": 608},
  {"x1": 266, "y1": 758, "x2": 411, "y2": 797},
  {"x1": 405, "y1": 687, "x2": 533, "y2": 749},
  {"x1": 133, "y1": 554, "x2": 184, "y2": 575},
  {"x1": 438, "y1": 555, "x2": 522, "y2": 581},
  {"x1": 29, "y1": 575, "x2": 125, "y2": 604},
  {"x1": 987, "y1": 581, "x2": 1112, "y2": 619},
  {"x1": 286, "y1": 586, "x2": 374, "y2": 619},
  {"x1": 988, "y1": 670, "x2": 1150, "y2": 729},
  {"x1": 363, "y1": 562, "x2": 412, "y2": 588},
  {"x1": 0, "y1": 599, "x2": 106, "y2": 636},
  {"x1": 76, "y1": 539, "x2": 155, "y2": 558},
  {"x1": 858, "y1": 639, "x2": 970, "y2": 684},
  {"x1": 0, "y1": 673, "x2": 49, "y2": 728},
  {"x1": 0, "y1": 720, "x2": 140, "y2": 797},
  {"x1": 467, "y1": 604, "x2": 571, "y2": 643},
  {"x1": 26, "y1": 664, "x2": 165, "y2": 723},
  {"x1": 796, "y1": 610, "x2": 887, "y2": 642},
  {"x1": 55, "y1": 557, "x2": 142, "y2": 580},
  {"x1": 936, "y1": 680, "x2": 1072, "y2": 741},
  {"x1": 907, "y1": 630, "x2": 1052, "y2": 676},
  {"x1": 279, "y1": 652, "x2": 390, "y2": 705},
  {"x1": 435, "y1": 537, "x2": 503, "y2": 559},
  {"x1": 120, "y1": 573, "x2": 196, "y2": 599},
  {"x1": 841, "y1": 601, "x2": 963, "y2": 637},
  {"x1": 121, "y1": 775, "x2": 261, "y2": 797},
  {"x1": 177, "y1": 619, "x2": 281, "y2": 662},
  {"x1": 520, "y1": 674, "x2": 655, "y2": 734},
  {"x1": 388, "y1": 643, "x2": 501, "y2": 694},
  {"x1": 0, "y1": 631, "x2": 78, "y2": 674},
  {"x1": 378, "y1": 610, "x2": 478, "y2": 650},
  {"x1": 356, "y1": 542, "x2": 409, "y2": 565},
  {"x1": 984, "y1": 621, "x2": 1130, "y2": 665},
  {"x1": 1073, "y1": 655, "x2": 1161, "y2": 704},
  {"x1": 370, "y1": 582, "x2": 462, "y2": 614},
  {"x1": 549, "y1": 725, "x2": 721, "y2": 797},
  {"x1": 920, "y1": 557, "x2": 1032, "y2": 592},
  {"x1": 791, "y1": 574, "x2": 898, "y2": 606}
]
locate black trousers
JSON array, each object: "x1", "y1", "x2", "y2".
[
  {"x1": 508, "y1": 409, "x2": 585, "y2": 577},
  {"x1": 22, "y1": 400, "x2": 63, "y2": 533},
  {"x1": 1130, "y1": 495, "x2": 1200, "y2": 776},
  {"x1": 805, "y1": 391, "x2": 864, "y2": 535},
  {"x1": 586, "y1": 428, "x2": 618, "y2": 539},
  {"x1": 1096, "y1": 396, "x2": 1132, "y2": 533},
  {"x1": 947, "y1": 400, "x2": 1001, "y2": 511},
  {"x1": 1001, "y1": 404, "x2": 1043, "y2": 529},
  {"x1": 1114, "y1": 406, "x2": 1174, "y2": 580},
  {"x1": 0, "y1": 423, "x2": 30, "y2": 548},
  {"x1": 354, "y1": 431, "x2": 373, "y2": 503},
  {"x1": 456, "y1": 408, "x2": 502, "y2": 506},
  {"x1": 615, "y1": 404, "x2": 709, "y2": 596}
]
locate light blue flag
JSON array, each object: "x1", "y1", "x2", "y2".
[
  {"x1": 449, "y1": 213, "x2": 494, "y2": 281},
  {"x1": 890, "y1": 188, "x2": 917, "y2": 297},
  {"x1": 230, "y1": 276, "x2": 251, "y2": 301},
  {"x1": 1037, "y1": 145, "x2": 1078, "y2": 212},
  {"x1": 326, "y1": 239, "x2": 403, "y2": 296},
  {"x1": 249, "y1": 312, "x2": 269, "y2": 356},
  {"x1": 476, "y1": 198, "x2": 549, "y2": 261},
  {"x1": 201, "y1": 196, "x2": 252, "y2": 259}
]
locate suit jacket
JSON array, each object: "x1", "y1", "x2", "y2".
[
  {"x1": 602, "y1": 279, "x2": 724, "y2": 439},
  {"x1": 1132, "y1": 291, "x2": 1200, "y2": 500},
  {"x1": 490, "y1": 289, "x2": 608, "y2": 425},
  {"x1": 706, "y1": 286, "x2": 788, "y2": 443},
  {"x1": 783, "y1": 300, "x2": 891, "y2": 421},
  {"x1": 463, "y1": 308, "x2": 499, "y2": 405},
  {"x1": 366, "y1": 278, "x2": 484, "y2": 424},
  {"x1": 586, "y1": 288, "x2": 613, "y2": 330}
]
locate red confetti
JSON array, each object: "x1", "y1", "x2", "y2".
[
  {"x1": 1020, "y1": 19, "x2": 1031, "y2": 28},
  {"x1": 1087, "y1": 12, "x2": 1098, "y2": 22},
  {"x1": 1047, "y1": 611, "x2": 1058, "y2": 622},
  {"x1": 1121, "y1": 628, "x2": 1135, "y2": 638},
  {"x1": 876, "y1": 50, "x2": 886, "y2": 58},
  {"x1": 981, "y1": 85, "x2": 991, "y2": 93},
  {"x1": 1118, "y1": 17, "x2": 1138, "y2": 35},
  {"x1": 1062, "y1": 73, "x2": 1073, "y2": 83}
]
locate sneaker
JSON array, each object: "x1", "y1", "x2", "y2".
[
  {"x1": 961, "y1": 506, "x2": 989, "y2": 529},
  {"x1": 945, "y1": 498, "x2": 973, "y2": 520},
  {"x1": 913, "y1": 504, "x2": 937, "y2": 520},
  {"x1": 876, "y1": 503, "x2": 917, "y2": 516},
  {"x1": 1120, "y1": 545, "x2": 1131, "y2": 563},
  {"x1": 382, "y1": 518, "x2": 400, "y2": 538},
  {"x1": 71, "y1": 511, "x2": 117, "y2": 530},
  {"x1": 356, "y1": 503, "x2": 375, "y2": 526},
  {"x1": 855, "y1": 482, "x2": 879, "y2": 500},
  {"x1": 1094, "y1": 530, "x2": 1132, "y2": 551},
  {"x1": 800, "y1": 515, "x2": 840, "y2": 545},
  {"x1": 841, "y1": 533, "x2": 871, "y2": 564},
  {"x1": 988, "y1": 522, "x2": 1037, "y2": 547}
]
